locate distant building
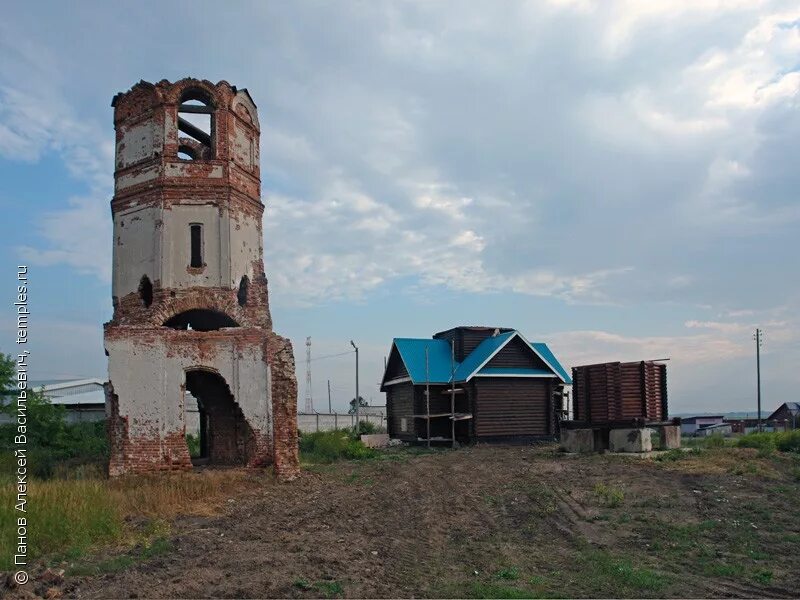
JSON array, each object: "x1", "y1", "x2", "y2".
[
  {"x1": 726, "y1": 418, "x2": 777, "y2": 434},
  {"x1": 680, "y1": 415, "x2": 724, "y2": 436},
  {"x1": 696, "y1": 422, "x2": 732, "y2": 437},
  {"x1": 380, "y1": 326, "x2": 571, "y2": 444},
  {"x1": 766, "y1": 403, "x2": 800, "y2": 429},
  {"x1": 21, "y1": 379, "x2": 106, "y2": 424},
  {"x1": 0, "y1": 379, "x2": 202, "y2": 434}
]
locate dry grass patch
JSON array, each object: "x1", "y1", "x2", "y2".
[
  {"x1": 109, "y1": 468, "x2": 260, "y2": 518},
  {"x1": 0, "y1": 468, "x2": 262, "y2": 570},
  {"x1": 655, "y1": 448, "x2": 782, "y2": 478}
]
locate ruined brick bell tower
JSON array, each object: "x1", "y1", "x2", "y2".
[{"x1": 104, "y1": 78, "x2": 299, "y2": 479}]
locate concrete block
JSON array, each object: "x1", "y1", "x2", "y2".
[
  {"x1": 657, "y1": 425, "x2": 681, "y2": 450},
  {"x1": 609, "y1": 428, "x2": 652, "y2": 453},
  {"x1": 561, "y1": 428, "x2": 595, "y2": 453},
  {"x1": 360, "y1": 434, "x2": 390, "y2": 448}
]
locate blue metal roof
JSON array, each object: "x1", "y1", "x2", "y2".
[
  {"x1": 392, "y1": 338, "x2": 455, "y2": 384},
  {"x1": 388, "y1": 330, "x2": 572, "y2": 385},
  {"x1": 452, "y1": 331, "x2": 516, "y2": 381},
  {"x1": 530, "y1": 342, "x2": 573, "y2": 385}
]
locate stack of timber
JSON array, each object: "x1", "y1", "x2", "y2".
[{"x1": 572, "y1": 361, "x2": 667, "y2": 424}]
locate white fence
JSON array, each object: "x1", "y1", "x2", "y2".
[{"x1": 298, "y1": 412, "x2": 386, "y2": 432}]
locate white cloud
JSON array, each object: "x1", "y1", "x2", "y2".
[{"x1": 2, "y1": 1, "x2": 799, "y2": 316}]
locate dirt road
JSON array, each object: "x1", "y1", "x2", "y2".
[{"x1": 68, "y1": 446, "x2": 800, "y2": 598}]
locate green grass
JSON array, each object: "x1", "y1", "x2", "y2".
[
  {"x1": 467, "y1": 582, "x2": 540, "y2": 598},
  {"x1": 682, "y1": 436, "x2": 734, "y2": 449},
  {"x1": 594, "y1": 482, "x2": 625, "y2": 507},
  {"x1": 0, "y1": 478, "x2": 121, "y2": 570},
  {"x1": 293, "y1": 578, "x2": 313, "y2": 590},
  {"x1": 752, "y1": 569, "x2": 773, "y2": 585},
  {"x1": 581, "y1": 550, "x2": 671, "y2": 594},
  {"x1": 494, "y1": 567, "x2": 520, "y2": 581},
  {"x1": 67, "y1": 536, "x2": 173, "y2": 576},
  {"x1": 736, "y1": 430, "x2": 800, "y2": 453},
  {"x1": 299, "y1": 430, "x2": 376, "y2": 464},
  {"x1": 314, "y1": 580, "x2": 344, "y2": 598}
]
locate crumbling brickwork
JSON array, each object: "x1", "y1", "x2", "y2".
[{"x1": 104, "y1": 78, "x2": 299, "y2": 479}]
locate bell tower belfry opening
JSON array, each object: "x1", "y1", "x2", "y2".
[{"x1": 103, "y1": 78, "x2": 299, "y2": 480}]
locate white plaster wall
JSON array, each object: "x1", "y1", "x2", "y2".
[
  {"x1": 116, "y1": 164, "x2": 160, "y2": 192},
  {"x1": 106, "y1": 333, "x2": 273, "y2": 442},
  {"x1": 112, "y1": 203, "x2": 263, "y2": 295},
  {"x1": 164, "y1": 162, "x2": 224, "y2": 178},
  {"x1": 112, "y1": 206, "x2": 160, "y2": 299},
  {"x1": 117, "y1": 118, "x2": 161, "y2": 170},
  {"x1": 233, "y1": 123, "x2": 254, "y2": 170},
  {"x1": 162, "y1": 204, "x2": 223, "y2": 287},
  {"x1": 228, "y1": 211, "x2": 262, "y2": 287}
]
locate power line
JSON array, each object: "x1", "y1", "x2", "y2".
[{"x1": 296, "y1": 350, "x2": 353, "y2": 364}]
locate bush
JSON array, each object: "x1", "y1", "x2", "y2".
[
  {"x1": 0, "y1": 366, "x2": 109, "y2": 480},
  {"x1": 186, "y1": 433, "x2": 201, "y2": 458},
  {"x1": 703, "y1": 434, "x2": 726, "y2": 448},
  {"x1": 355, "y1": 420, "x2": 380, "y2": 436},
  {"x1": 299, "y1": 430, "x2": 375, "y2": 463},
  {"x1": 735, "y1": 430, "x2": 800, "y2": 455},
  {"x1": 736, "y1": 432, "x2": 777, "y2": 453},
  {"x1": 0, "y1": 418, "x2": 109, "y2": 481},
  {"x1": 775, "y1": 430, "x2": 800, "y2": 453}
]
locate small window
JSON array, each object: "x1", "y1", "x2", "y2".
[
  {"x1": 400, "y1": 418, "x2": 407, "y2": 432},
  {"x1": 138, "y1": 275, "x2": 153, "y2": 307},
  {"x1": 190, "y1": 224, "x2": 203, "y2": 268},
  {"x1": 237, "y1": 275, "x2": 249, "y2": 306}
]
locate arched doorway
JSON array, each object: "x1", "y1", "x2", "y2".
[{"x1": 184, "y1": 369, "x2": 254, "y2": 466}]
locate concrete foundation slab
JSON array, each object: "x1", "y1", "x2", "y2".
[
  {"x1": 657, "y1": 425, "x2": 681, "y2": 450},
  {"x1": 361, "y1": 434, "x2": 390, "y2": 448},
  {"x1": 609, "y1": 428, "x2": 652, "y2": 453},
  {"x1": 560, "y1": 428, "x2": 594, "y2": 453}
]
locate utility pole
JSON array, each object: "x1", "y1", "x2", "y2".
[
  {"x1": 754, "y1": 328, "x2": 763, "y2": 432},
  {"x1": 350, "y1": 340, "x2": 359, "y2": 433},
  {"x1": 304, "y1": 337, "x2": 313, "y2": 413},
  {"x1": 327, "y1": 379, "x2": 332, "y2": 414}
]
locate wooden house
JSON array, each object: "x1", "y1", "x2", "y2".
[
  {"x1": 380, "y1": 326, "x2": 571, "y2": 444},
  {"x1": 766, "y1": 403, "x2": 800, "y2": 429}
]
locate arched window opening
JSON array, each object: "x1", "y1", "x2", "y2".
[
  {"x1": 178, "y1": 89, "x2": 214, "y2": 159},
  {"x1": 189, "y1": 223, "x2": 203, "y2": 268},
  {"x1": 177, "y1": 145, "x2": 198, "y2": 161},
  {"x1": 138, "y1": 275, "x2": 153, "y2": 307},
  {"x1": 164, "y1": 309, "x2": 239, "y2": 331},
  {"x1": 237, "y1": 275, "x2": 249, "y2": 307}
]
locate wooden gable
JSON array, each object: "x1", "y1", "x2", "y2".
[
  {"x1": 484, "y1": 336, "x2": 550, "y2": 370},
  {"x1": 384, "y1": 345, "x2": 409, "y2": 381}
]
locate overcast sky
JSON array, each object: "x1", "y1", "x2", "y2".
[{"x1": 1, "y1": 1, "x2": 798, "y2": 414}]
